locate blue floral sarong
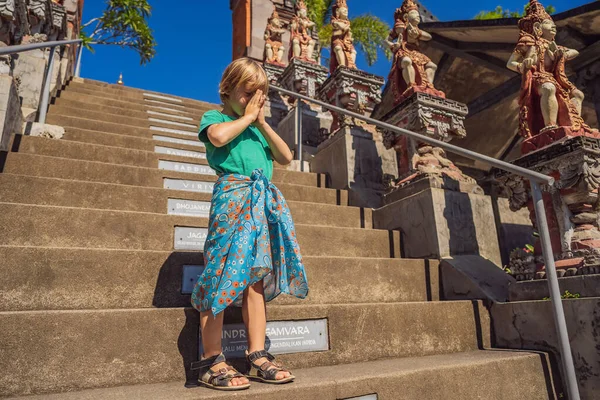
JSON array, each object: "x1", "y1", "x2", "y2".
[{"x1": 191, "y1": 169, "x2": 309, "y2": 316}]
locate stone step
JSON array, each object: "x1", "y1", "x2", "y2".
[
  {"x1": 55, "y1": 90, "x2": 212, "y2": 116},
  {"x1": 7, "y1": 351, "x2": 553, "y2": 400},
  {"x1": 69, "y1": 80, "x2": 216, "y2": 110},
  {"x1": 4, "y1": 152, "x2": 329, "y2": 190},
  {"x1": 0, "y1": 203, "x2": 398, "y2": 256},
  {"x1": 47, "y1": 114, "x2": 199, "y2": 139},
  {"x1": 59, "y1": 126, "x2": 205, "y2": 153},
  {"x1": 16, "y1": 134, "x2": 208, "y2": 169},
  {"x1": 0, "y1": 301, "x2": 489, "y2": 397},
  {"x1": 0, "y1": 247, "x2": 436, "y2": 311},
  {"x1": 0, "y1": 174, "x2": 371, "y2": 226},
  {"x1": 53, "y1": 97, "x2": 205, "y2": 121},
  {"x1": 63, "y1": 83, "x2": 211, "y2": 112},
  {"x1": 50, "y1": 104, "x2": 202, "y2": 129}
]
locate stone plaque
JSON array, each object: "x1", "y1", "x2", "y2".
[
  {"x1": 164, "y1": 179, "x2": 214, "y2": 193},
  {"x1": 155, "y1": 146, "x2": 206, "y2": 159},
  {"x1": 153, "y1": 135, "x2": 205, "y2": 148},
  {"x1": 174, "y1": 227, "x2": 208, "y2": 250},
  {"x1": 181, "y1": 264, "x2": 205, "y2": 294},
  {"x1": 344, "y1": 396, "x2": 377, "y2": 400},
  {"x1": 200, "y1": 319, "x2": 329, "y2": 358},
  {"x1": 158, "y1": 160, "x2": 215, "y2": 175},
  {"x1": 151, "y1": 126, "x2": 197, "y2": 137},
  {"x1": 143, "y1": 92, "x2": 183, "y2": 103},
  {"x1": 168, "y1": 199, "x2": 211, "y2": 217}
]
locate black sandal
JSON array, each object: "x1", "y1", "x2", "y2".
[
  {"x1": 246, "y1": 350, "x2": 295, "y2": 384},
  {"x1": 190, "y1": 353, "x2": 250, "y2": 391}
]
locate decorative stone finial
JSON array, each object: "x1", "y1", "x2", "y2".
[
  {"x1": 117, "y1": 73, "x2": 123, "y2": 85},
  {"x1": 400, "y1": 0, "x2": 419, "y2": 15},
  {"x1": 518, "y1": 0, "x2": 552, "y2": 35}
]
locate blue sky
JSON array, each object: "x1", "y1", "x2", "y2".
[{"x1": 80, "y1": 0, "x2": 591, "y2": 105}]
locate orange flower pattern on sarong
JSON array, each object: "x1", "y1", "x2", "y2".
[{"x1": 191, "y1": 169, "x2": 309, "y2": 316}]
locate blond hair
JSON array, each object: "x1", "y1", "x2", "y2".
[{"x1": 219, "y1": 58, "x2": 269, "y2": 104}]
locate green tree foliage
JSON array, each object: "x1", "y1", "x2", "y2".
[
  {"x1": 303, "y1": 0, "x2": 391, "y2": 65},
  {"x1": 474, "y1": 3, "x2": 555, "y2": 20},
  {"x1": 80, "y1": 0, "x2": 156, "y2": 65}
]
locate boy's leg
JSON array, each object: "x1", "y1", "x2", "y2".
[
  {"x1": 200, "y1": 310, "x2": 249, "y2": 386},
  {"x1": 242, "y1": 280, "x2": 291, "y2": 380}
]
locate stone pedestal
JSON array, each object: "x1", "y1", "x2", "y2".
[
  {"x1": 263, "y1": 63, "x2": 289, "y2": 129},
  {"x1": 380, "y1": 92, "x2": 476, "y2": 189},
  {"x1": 497, "y1": 136, "x2": 600, "y2": 279},
  {"x1": 277, "y1": 100, "x2": 332, "y2": 159},
  {"x1": 373, "y1": 176, "x2": 502, "y2": 265},
  {"x1": 310, "y1": 125, "x2": 398, "y2": 208},
  {"x1": 280, "y1": 58, "x2": 328, "y2": 99},
  {"x1": 0, "y1": 74, "x2": 23, "y2": 152},
  {"x1": 12, "y1": 49, "x2": 47, "y2": 109},
  {"x1": 317, "y1": 66, "x2": 384, "y2": 132}
]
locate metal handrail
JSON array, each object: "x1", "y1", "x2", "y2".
[
  {"x1": 270, "y1": 84, "x2": 581, "y2": 400},
  {"x1": 0, "y1": 38, "x2": 83, "y2": 124}
]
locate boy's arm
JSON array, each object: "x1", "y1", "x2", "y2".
[
  {"x1": 206, "y1": 116, "x2": 254, "y2": 148},
  {"x1": 207, "y1": 91, "x2": 264, "y2": 147},
  {"x1": 255, "y1": 121, "x2": 293, "y2": 166}
]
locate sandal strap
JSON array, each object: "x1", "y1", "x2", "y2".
[
  {"x1": 247, "y1": 350, "x2": 290, "y2": 381},
  {"x1": 247, "y1": 349, "x2": 275, "y2": 364},
  {"x1": 206, "y1": 366, "x2": 243, "y2": 387},
  {"x1": 190, "y1": 352, "x2": 227, "y2": 371}
]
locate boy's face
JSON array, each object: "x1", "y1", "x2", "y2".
[{"x1": 229, "y1": 84, "x2": 256, "y2": 116}]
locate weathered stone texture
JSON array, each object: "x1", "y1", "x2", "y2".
[
  {"x1": 0, "y1": 74, "x2": 23, "y2": 151},
  {"x1": 374, "y1": 185, "x2": 502, "y2": 265}
]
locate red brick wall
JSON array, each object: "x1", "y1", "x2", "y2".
[{"x1": 231, "y1": 0, "x2": 251, "y2": 60}]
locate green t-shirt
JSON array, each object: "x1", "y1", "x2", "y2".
[{"x1": 198, "y1": 110, "x2": 274, "y2": 180}]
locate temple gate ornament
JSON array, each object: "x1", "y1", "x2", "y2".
[
  {"x1": 27, "y1": 0, "x2": 51, "y2": 36},
  {"x1": 385, "y1": 0, "x2": 444, "y2": 105},
  {"x1": 378, "y1": 0, "x2": 475, "y2": 191},
  {"x1": 496, "y1": 1, "x2": 600, "y2": 280},
  {"x1": 329, "y1": 0, "x2": 356, "y2": 73},
  {"x1": 506, "y1": 0, "x2": 600, "y2": 154},
  {"x1": 288, "y1": 0, "x2": 316, "y2": 63},
  {"x1": 49, "y1": 0, "x2": 66, "y2": 41},
  {"x1": 316, "y1": 0, "x2": 383, "y2": 133},
  {"x1": 264, "y1": 8, "x2": 286, "y2": 66}
]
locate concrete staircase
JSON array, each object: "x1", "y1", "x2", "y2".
[{"x1": 0, "y1": 79, "x2": 555, "y2": 399}]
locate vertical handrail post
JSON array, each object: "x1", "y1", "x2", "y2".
[
  {"x1": 530, "y1": 180, "x2": 581, "y2": 400},
  {"x1": 38, "y1": 45, "x2": 58, "y2": 124},
  {"x1": 75, "y1": 43, "x2": 83, "y2": 78},
  {"x1": 294, "y1": 100, "x2": 300, "y2": 161},
  {"x1": 297, "y1": 100, "x2": 303, "y2": 172}
]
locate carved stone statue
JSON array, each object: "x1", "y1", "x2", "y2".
[
  {"x1": 386, "y1": 0, "x2": 444, "y2": 104},
  {"x1": 329, "y1": 0, "x2": 356, "y2": 73},
  {"x1": 27, "y1": 0, "x2": 50, "y2": 35},
  {"x1": 289, "y1": 0, "x2": 316, "y2": 63},
  {"x1": 49, "y1": 1, "x2": 66, "y2": 41},
  {"x1": 0, "y1": 0, "x2": 15, "y2": 44},
  {"x1": 507, "y1": 0, "x2": 597, "y2": 144},
  {"x1": 264, "y1": 8, "x2": 286, "y2": 66}
]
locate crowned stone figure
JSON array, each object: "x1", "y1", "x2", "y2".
[
  {"x1": 289, "y1": 0, "x2": 316, "y2": 62},
  {"x1": 329, "y1": 0, "x2": 356, "y2": 73},
  {"x1": 386, "y1": 0, "x2": 444, "y2": 104},
  {"x1": 507, "y1": 0, "x2": 597, "y2": 146}
]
